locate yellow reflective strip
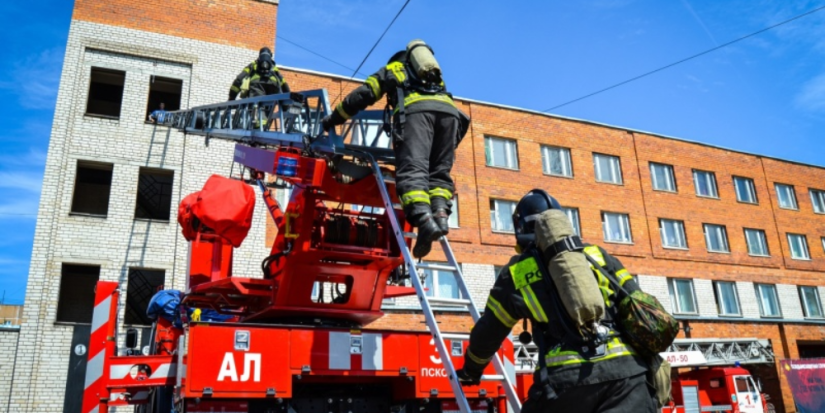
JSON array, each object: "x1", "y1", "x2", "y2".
[
  {"x1": 486, "y1": 296, "x2": 517, "y2": 327},
  {"x1": 521, "y1": 285, "x2": 548, "y2": 323},
  {"x1": 428, "y1": 188, "x2": 453, "y2": 199},
  {"x1": 365, "y1": 76, "x2": 382, "y2": 98},
  {"x1": 251, "y1": 74, "x2": 261, "y2": 81},
  {"x1": 584, "y1": 245, "x2": 606, "y2": 266},
  {"x1": 400, "y1": 190, "x2": 430, "y2": 206},
  {"x1": 241, "y1": 77, "x2": 251, "y2": 91},
  {"x1": 387, "y1": 62, "x2": 406, "y2": 83},
  {"x1": 230, "y1": 85, "x2": 240, "y2": 92},
  {"x1": 510, "y1": 257, "x2": 542, "y2": 290},
  {"x1": 398, "y1": 93, "x2": 456, "y2": 111},
  {"x1": 544, "y1": 342, "x2": 635, "y2": 367},
  {"x1": 615, "y1": 269, "x2": 633, "y2": 286},
  {"x1": 336, "y1": 103, "x2": 352, "y2": 120},
  {"x1": 467, "y1": 349, "x2": 493, "y2": 365}
]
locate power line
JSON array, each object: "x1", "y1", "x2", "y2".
[
  {"x1": 522, "y1": 4, "x2": 825, "y2": 117},
  {"x1": 332, "y1": 0, "x2": 412, "y2": 105},
  {"x1": 277, "y1": 35, "x2": 367, "y2": 76}
]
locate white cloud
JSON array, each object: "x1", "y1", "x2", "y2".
[
  {"x1": 795, "y1": 73, "x2": 825, "y2": 112},
  {"x1": 0, "y1": 147, "x2": 47, "y2": 168},
  {"x1": 0, "y1": 47, "x2": 63, "y2": 110}
]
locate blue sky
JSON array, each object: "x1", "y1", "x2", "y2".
[{"x1": 1, "y1": 0, "x2": 824, "y2": 304}]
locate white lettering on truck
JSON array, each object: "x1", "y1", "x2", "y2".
[{"x1": 217, "y1": 352, "x2": 261, "y2": 382}]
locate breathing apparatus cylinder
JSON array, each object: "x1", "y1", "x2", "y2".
[{"x1": 406, "y1": 39, "x2": 441, "y2": 84}]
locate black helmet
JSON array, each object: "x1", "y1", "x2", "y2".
[
  {"x1": 258, "y1": 47, "x2": 274, "y2": 71},
  {"x1": 387, "y1": 50, "x2": 406, "y2": 64},
  {"x1": 512, "y1": 189, "x2": 561, "y2": 248}
]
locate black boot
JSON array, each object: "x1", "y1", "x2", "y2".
[
  {"x1": 413, "y1": 213, "x2": 443, "y2": 258},
  {"x1": 433, "y1": 208, "x2": 450, "y2": 236}
]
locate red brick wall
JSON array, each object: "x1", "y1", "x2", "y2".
[{"x1": 73, "y1": 0, "x2": 278, "y2": 51}]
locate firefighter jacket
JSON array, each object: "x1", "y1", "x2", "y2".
[
  {"x1": 327, "y1": 60, "x2": 458, "y2": 126},
  {"x1": 464, "y1": 244, "x2": 648, "y2": 389},
  {"x1": 229, "y1": 61, "x2": 290, "y2": 100}
]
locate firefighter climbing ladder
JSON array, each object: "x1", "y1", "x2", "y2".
[{"x1": 161, "y1": 90, "x2": 522, "y2": 413}]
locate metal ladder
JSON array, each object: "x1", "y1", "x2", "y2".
[{"x1": 364, "y1": 153, "x2": 522, "y2": 413}]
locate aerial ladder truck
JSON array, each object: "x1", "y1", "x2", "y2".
[{"x1": 80, "y1": 90, "x2": 522, "y2": 413}]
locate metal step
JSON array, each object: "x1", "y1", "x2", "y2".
[
  {"x1": 427, "y1": 297, "x2": 471, "y2": 307},
  {"x1": 416, "y1": 263, "x2": 457, "y2": 272},
  {"x1": 441, "y1": 333, "x2": 470, "y2": 341}
]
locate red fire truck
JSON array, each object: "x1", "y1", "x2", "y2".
[{"x1": 80, "y1": 90, "x2": 520, "y2": 413}]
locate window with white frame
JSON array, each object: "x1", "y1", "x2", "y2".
[
  {"x1": 788, "y1": 233, "x2": 810, "y2": 260},
  {"x1": 593, "y1": 153, "x2": 623, "y2": 184},
  {"x1": 775, "y1": 183, "x2": 798, "y2": 209},
  {"x1": 660, "y1": 219, "x2": 687, "y2": 249},
  {"x1": 703, "y1": 224, "x2": 729, "y2": 253},
  {"x1": 799, "y1": 286, "x2": 824, "y2": 318},
  {"x1": 449, "y1": 195, "x2": 459, "y2": 228},
  {"x1": 602, "y1": 212, "x2": 632, "y2": 243},
  {"x1": 423, "y1": 263, "x2": 463, "y2": 299},
  {"x1": 561, "y1": 207, "x2": 581, "y2": 236},
  {"x1": 490, "y1": 199, "x2": 516, "y2": 232},
  {"x1": 744, "y1": 228, "x2": 769, "y2": 256},
  {"x1": 714, "y1": 281, "x2": 741, "y2": 316},
  {"x1": 485, "y1": 136, "x2": 519, "y2": 169},
  {"x1": 541, "y1": 146, "x2": 573, "y2": 177},
  {"x1": 734, "y1": 176, "x2": 757, "y2": 204},
  {"x1": 693, "y1": 170, "x2": 718, "y2": 198},
  {"x1": 668, "y1": 278, "x2": 698, "y2": 314},
  {"x1": 755, "y1": 284, "x2": 781, "y2": 317},
  {"x1": 650, "y1": 162, "x2": 676, "y2": 192},
  {"x1": 810, "y1": 189, "x2": 825, "y2": 214}
]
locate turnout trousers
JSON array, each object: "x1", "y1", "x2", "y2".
[
  {"x1": 522, "y1": 373, "x2": 656, "y2": 413},
  {"x1": 393, "y1": 111, "x2": 459, "y2": 220}
]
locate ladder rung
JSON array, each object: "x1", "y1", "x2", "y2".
[
  {"x1": 403, "y1": 232, "x2": 417, "y2": 239},
  {"x1": 416, "y1": 263, "x2": 457, "y2": 272},
  {"x1": 440, "y1": 333, "x2": 470, "y2": 341},
  {"x1": 481, "y1": 374, "x2": 505, "y2": 381},
  {"x1": 427, "y1": 297, "x2": 471, "y2": 306}
]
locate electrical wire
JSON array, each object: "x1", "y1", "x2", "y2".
[
  {"x1": 513, "y1": 4, "x2": 825, "y2": 120},
  {"x1": 332, "y1": 0, "x2": 412, "y2": 105},
  {"x1": 277, "y1": 35, "x2": 367, "y2": 76}
]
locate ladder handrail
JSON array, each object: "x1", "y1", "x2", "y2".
[{"x1": 358, "y1": 149, "x2": 522, "y2": 413}]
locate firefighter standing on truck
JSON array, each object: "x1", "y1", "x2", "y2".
[
  {"x1": 456, "y1": 190, "x2": 656, "y2": 413},
  {"x1": 322, "y1": 39, "x2": 468, "y2": 258},
  {"x1": 229, "y1": 47, "x2": 290, "y2": 100}
]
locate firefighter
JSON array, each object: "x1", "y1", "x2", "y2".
[
  {"x1": 321, "y1": 40, "x2": 464, "y2": 258},
  {"x1": 228, "y1": 47, "x2": 290, "y2": 100},
  {"x1": 456, "y1": 190, "x2": 656, "y2": 413}
]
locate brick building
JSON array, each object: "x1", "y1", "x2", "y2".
[{"x1": 1, "y1": 0, "x2": 824, "y2": 412}]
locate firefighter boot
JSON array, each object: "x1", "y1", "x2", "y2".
[
  {"x1": 430, "y1": 196, "x2": 452, "y2": 236},
  {"x1": 412, "y1": 213, "x2": 443, "y2": 258}
]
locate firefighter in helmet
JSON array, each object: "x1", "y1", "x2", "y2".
[
  {"x1": 456, "y1": 189, "x2": 656, "y2": 413},
  {"x1": 322, "y1": 40, "x2": 468, "y2": 258},
  {"x1": 229, "y1": 47, "x2": 290, "y2": 100}
]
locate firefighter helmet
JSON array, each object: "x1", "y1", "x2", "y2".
[{"x1": 513, "y1": 189, "x2": 561, "y2": 248}]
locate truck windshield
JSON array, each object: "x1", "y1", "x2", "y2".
[{"x1": 735, "y1": 377, "x2": 753, "y2": 393}]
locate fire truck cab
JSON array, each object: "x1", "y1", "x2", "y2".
[{"x1": 664, "y1": 366, "x2": 768, "y2": 413}]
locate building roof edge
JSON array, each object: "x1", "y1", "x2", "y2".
[{"x1": 279, "y1": 66, "x2": 825, "y2": 172}]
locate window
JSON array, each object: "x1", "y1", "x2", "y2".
[
  {"x1": 86, "y1": 67, "x2": 126, "y2": 118},
  {"x1": 775, "y1": 183, "x2": 798, "y2": 209},
  {"x1": 714, "y1": 281, "x2": 741, "y2": 316},
  {"x1": 449, "y1": 195, "x2": 459, "y2": 228},
  {"x1": 788, "y1": 233, "x2": 810, "y2": 260},
  {"x1": 274, "y1": 181, "x2": 293, "y2": 207},
  {"x1": 561, "y1": 207, "x2": 581, "y2": 236},
  {"x1": 124, "y1": 269, "x2": 165, "y2": 325},
  {"x1": 703, "y1": 224, "x2": 729, "y2": 253},
  {"x1": 135, "y1": 168, "x2": 174, "y2": 221},
  {"x1": 668, "y1": 278, "x2": 698, "y2": 314},
  {"x1": 70, "y1": 161, "x2": 113, "y2": 216},
  {"x1": 593, "y1": 153, "x2": 622, "y2": 184},
  {"x1": 810, "y1": 189, "x2": 825, "y2": 214},
  {"x1": 602, "y1": 212, "x2": 632, "y2": 243},
  {"x1": 423, "y1": 263, "x2": 463, "y2": 299},
  {"x1": 660, "y1": 219, "x2": 687, "y2": 249},
  {"x1": 650, "y1": 163, "x2": 676, "y2": 192},
  {"x1": 490, "y1": 199, "x2": 516, "y2": 232},
  {"x1": 541, "y1": 146, "x2": 572, "y2": 177},
  {"x1": 693, "y1": 170, "x2": 718, "y2": 198},
  {"x1": 485, "y1": 136, "x2": 518, "y2": 169},
  {"x1": 145, "y1": 76, "x2": 183, "y2": 120},
  {"x1": 800, "y1": 286, "x2": 824, "y2": 318},
  {"x1": 744, "y1": 228, "x2": 769, "y2": 256},
  {"x1": 755, "y1": 284, "x2": 781, "y2": 317},
  {"x1": 734, "y1": 176, "x2": 757, "y2": 204},
  {"x1": 56, "y1": 264, "x2": 100, "y2": 323}
]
